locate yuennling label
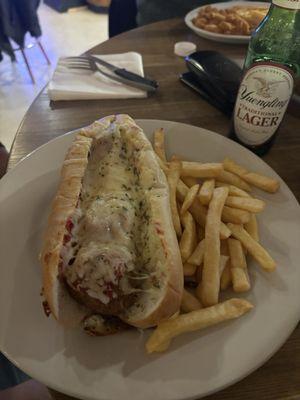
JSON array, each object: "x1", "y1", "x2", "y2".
[{"x1": 233, "y1": 64, "x2": 294, "y2": 146}]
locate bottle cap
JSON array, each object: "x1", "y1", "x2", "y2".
[{"x1": 174, "y1": 41, "x2": 197, "y2": 57}]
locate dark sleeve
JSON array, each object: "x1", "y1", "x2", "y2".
[
  {"x1": 0, "y1": 23, "x2": 16, "y2": 60},
  {"x1": 13, "y1": 0, "x2": 42, "y2": 39},
  {"x1": 109, "y1": 0, "x2": 137, "y2": 37}
]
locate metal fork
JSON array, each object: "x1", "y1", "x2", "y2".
[{"x1": 62, "y1": 57, "x2": 157, "y2": 92}]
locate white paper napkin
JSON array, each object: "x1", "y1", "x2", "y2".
[{"x1": 48, "y1": 52, "x2": 147, "y2": 101}]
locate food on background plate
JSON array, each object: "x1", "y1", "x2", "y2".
[
  {"x1": 40, "y1": 115, "x2": 183, "y2": 333},
  {"x1": 192, "y1": 5, "x2": 268, "y2": 36},
  {"x1": 40, "y1": 114, "x2": 280, "y2": 352}
]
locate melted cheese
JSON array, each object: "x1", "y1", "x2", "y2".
[
  {"x1": 63, "y1": 129, "x2": 140, "y2": 304},
  {"x1": 65, "y1": 243, "x2": 135, "y2": 304},
  {"x1": 62, "y1": 125, "x2": 167, "y2": 311},
  {"x1": 83, "y1": 196, "x2": 135, "y2": 246}
]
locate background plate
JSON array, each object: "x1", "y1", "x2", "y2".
[
  {"x1": 185, "y1": 1, "x2": 270, "y2": 44},
  {"x1": 0, "y1": 119, "x2": 300, "y2": 400}
]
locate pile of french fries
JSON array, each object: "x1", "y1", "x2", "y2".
[{"x1": 146, "y1": 128, "x2": 279, "y2": 354}]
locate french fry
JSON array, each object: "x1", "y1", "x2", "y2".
[
  {"x1": 170, "y1": 311, "x2": 180, "y2": 319},
  {"x1": 223, "y1": 158, "x2": 279, "y2": 193},
  {"x1": 219, "y1": 255, "x2": 229, "y2": 276},
  {"x1": 188, "y1": 239, "x2": 205, "y2": 266},
  {"x1": 220, "y1": 261, "x2": 232, "y2": 290},
  {"x1": 153, "y1": 340, "x2": 171, "y2": 352},
  {"x1": 228, "y1": 238, "x2": 251, "y2": 292},
  {"x1": 223, "y1": 157, "x2": 248, "y2": 176},
  {"x1": 155, "y1": 154, "x2": 169, "y2": 174},
  {"x1": 177, "y1": 180, "x2": 231, "y2": 239},
  {"x1": 199, "y1": 179, "x2": 215, "y2": 205},
  {"x1": 191, "y1": 201, "x2": 231, "y2": 240},
  {"x1": 153, "y1": 312, "x2": 177, "y2": 352},
  {"x1": 181, "y1": 177, "x2": 200, "y2": 188},
  {"x1": 181, "y1": 162, "x2": 223, "y2": 178},
  {"x1": 217, "y1": 170, "x2": 251, "y2": 192},
  {"x1": 146, "y1": 298, "x2": 253, "y2": 353},
  {"x1": 189, "y1": 201, "x2": 208, "y2": 226},
  {"x1": 245, "y1": 214, "x2": 259, "y2": 242},
  {"x1": 154, "y1": 128, "x2": 167, "y2": 162},
  {"x1": 215, "y1": 181, "x2": 251, "y2": 198},
  {"x1": 181, "y1": 289, "x2": 203, "y2": 313},
  {"x1": 243, "y1": 172, "x2": 280, "y2": 193},
  {"x1": 222, "y1": 205, "x2": 251, "y2": 224},
  {"x1": 176, "y1": 179, "x2": 191, "y2": 202},
  {"x1": 171, "y1": 154, "x2": 182, "y2": 162},
  {"x1": 228, "y1": 223, "x2": 276, "y2": 272},
  {"x1": 231, "y1": 267, "x2": 250, "y2": 293},
  {"x1": 198, "y1": 187, "x2": 229, "y2": 306},
  {"x1": 180, "y1": 210, "x2": 192, "y2": 228},
  {"x1": 150, "y1": 139, "x2": 280, "y2": 351},
  {"x1": 225, "y1": 196, "x2": 265, "y2": 213},
  {"x1": 179, "y1": 212, "x2": 197, "y2": 262},
  {"x1": 181, "y1": 184, "x2": 200, "y2": 215},
  {"x1": 183, "y1": 263, "x2": 197, "y2": 276},
  {"x1": 220, "y1": 240, "x2": 232, "y2": 289},
  {"x1": 177, "y1": 179, "x2": 190, "y2": 200},
  {"x1": 167, "y1": 160, "x2": 182, "y2": 237}
]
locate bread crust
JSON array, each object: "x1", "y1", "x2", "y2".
[
  {"x1": 115, "y1": 115, "x2": 183, "y2": 328},
  {"x1": 40, "y1": 115, "x2": 183, "y2": 329}
]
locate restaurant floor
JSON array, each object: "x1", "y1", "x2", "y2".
[{"x1": 0, "y1": 3, "x2": 108, "y2": 151}]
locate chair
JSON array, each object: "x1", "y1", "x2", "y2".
[
  {"x1": 0, "y1": 0, "x2": 50, "y2": 83},
  {"x1": 13, "y1": 39, "x2": 51, "y2": 84}
]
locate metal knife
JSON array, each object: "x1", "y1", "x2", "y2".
[{"x1": 87, "y1": 54, "x2": 159, "y2": 91}]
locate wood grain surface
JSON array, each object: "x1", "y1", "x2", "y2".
[{"x1": 7, "y1": 18, "x2": 300, "y2": 400}]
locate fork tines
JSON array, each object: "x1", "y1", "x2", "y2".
[{"x1": 62, "y1": 57, "x2": 92, "y2": 70}]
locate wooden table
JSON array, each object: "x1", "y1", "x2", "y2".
[{"x1": 8, "y1": 19, "x2": 300, "y2": 400}]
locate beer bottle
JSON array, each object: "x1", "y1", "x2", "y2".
[{"x1": 230, "y1": 0, "x2": 300, "y2": 155}]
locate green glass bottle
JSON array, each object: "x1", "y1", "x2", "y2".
[{"x1": 231, "y1": 0, "x2": 300, "y2": 155}]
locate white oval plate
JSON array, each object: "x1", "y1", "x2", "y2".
[
  {"x1": 1, "y1": 120, "x2": 300, "y2": 400},
  {"x1": 185, "y1": 1, "x2": 270, "y2": 44}
]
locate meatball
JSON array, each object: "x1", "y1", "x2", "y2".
[
  {"x1": 82, "y1": 195, "x2": 135, "y2": 245},
  {"x1": 64, "y1": 242, "x2": 136, "y2": 315}
]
